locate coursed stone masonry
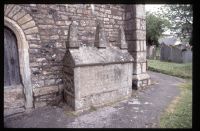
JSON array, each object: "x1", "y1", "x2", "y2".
[
  {"x1": 124, "y1": 5, "x2": 151, "y2": 88},
  {"x1": 4, "y1": 4, "x2": 150, "y2": 115}
]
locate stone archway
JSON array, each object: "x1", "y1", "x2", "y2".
[
  {"x1": 4, "y1": 4, "x2": 40, "y2": 109},
  {"x1": 4, "y1": 16, "x2": 33, "y2": 109}
]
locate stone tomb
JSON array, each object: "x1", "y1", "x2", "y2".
[{"x1": 63, "y1": 21, "x2": 133, "y2": 111}]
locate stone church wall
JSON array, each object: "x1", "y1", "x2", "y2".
[{"x1": 4, "y1": 4, "x2": 127, "y2": 109}]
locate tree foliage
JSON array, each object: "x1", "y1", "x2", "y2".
[
  {"x1": 146, "y1": 11, "x2": 170, "y2": 46},
  {"x1": 159, "y1": 4, "x2": 193, "y2": 44}
]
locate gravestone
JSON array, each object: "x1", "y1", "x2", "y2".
[
  {"x1": 160, "y1": 44, "x2": 192, "y2": 63},
  {"x1": 147, "y1": 45, "x2": 156, "y2": 59}
]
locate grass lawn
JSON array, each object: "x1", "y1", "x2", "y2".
[
  {"x1": 147, "y1": 59, "x2": 192, "y2": 79},
  {"x1": 159, "y1": 81, "x2": 192, "y2": 128},
  {"x1": 147, "y1": 59, "x2": 192, "y2": 128}
]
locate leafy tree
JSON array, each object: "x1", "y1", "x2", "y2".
[
  {"x1": 146, "y1": 11, "x2": 170, "y2": 47},
  {"x1": 159, "y1": 4, "x2": 193, "y2": 45}
]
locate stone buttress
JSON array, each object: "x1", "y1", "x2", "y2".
[{"x1": 124, "y1": 5, "x2": 151, "y2": 88}]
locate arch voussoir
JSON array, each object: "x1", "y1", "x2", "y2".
[{"x1": 4, "y1": 4, "x2": 40, "y2": 109}]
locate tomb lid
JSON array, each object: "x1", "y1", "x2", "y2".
[{"x1": 68, "y1": 46, "x2": 134, "y2": 67}]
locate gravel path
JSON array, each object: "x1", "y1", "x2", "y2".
[{"x1": 4, "y1": 71, "x2": 185, "y2": 128}]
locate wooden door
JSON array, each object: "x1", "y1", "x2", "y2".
[
  {"x1": 4, "y1": 27, "x2": 25, "y2": 116},
  {"x1": 4, "y1": 27, "x2": 21, "y2": 86}
]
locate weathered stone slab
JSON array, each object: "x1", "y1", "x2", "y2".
[
  {"x1": 4, "y1": 85, "x2": 25, "y2": 117},
  {"x1": 24, "y1": 27, "x2": 39, "y2": 34},
  {"x1": 132, "y1": 63, "x2": 142, "y2": 75},
  {"x1": 77, "y1": 64, "x2": 132, "y2": 98},
  {"x1": 133, "y1": 30, "x2": 146, "y2": 40},
  {"x1": 34, "y1": 101, "x2": 47, "y2": 108},
  {"x1": 66, "y1": 46, "x2": 134, "y2": 67},
  {"x1": 4, "y1": 4, "x2": 14, "y2": 16},
  {"x1": 12, "y1": 9, "x2": 26, "y2": 21},
  {"x1": 63, "y1": 63, "x2": 132, "y2": 111},
  {"x1": 26, "y1": 34, "x2": 40, "y2": 40},
  {"x1": 130, "y1": 52, "x2": 146, "y2": 62},
  {"x1": 33, "y1": 86, "x2": 58, "y2": 97},
  {"x1": 141, "y1": 62, "x2": 147, "y2": 73},
  {"x1": 7, "y1": 5, "x2": 21, "y2": 18},
  {"x1": 17, "y1": 14, "x2": 32, "y2": 25},
  {"x1": 133, "y1": 5, "x2": 145, "y2": 19},
  {"x1": 132, "y1": 73, "x2": 151, "y2": 87},
  {"x1": 75, "y1": 86, "x2": 131, "y2": 111},
  {"x1": 4, "y1": 107, "x2": 25, "y2": 117},
  {"x1": 21, "y1": 20, "x2": 36, "y2": 30}
]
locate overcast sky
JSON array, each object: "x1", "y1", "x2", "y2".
[{"x1": 145, "y1": 4, "x2": 164, "y2": 12}]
